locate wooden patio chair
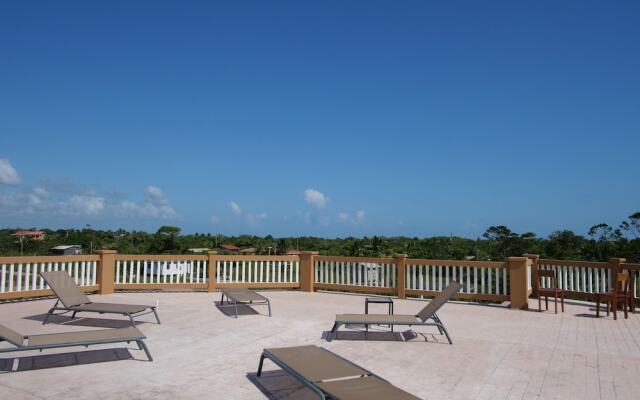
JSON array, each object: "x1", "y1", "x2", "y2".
[
  {"x1": 537, "y1": 270, "x2": 564, "y2": 313},
  {"x1": 596, "y1": 272, "x2": 631, "y2": 320}
]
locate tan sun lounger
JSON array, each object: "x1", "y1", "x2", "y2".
[
  {"x1": 257, "y1": 345, "x2": 419, "y2": 400},
  {"x1": 220, "y1": 288, "x2": 271, "y2": 318},
  {"x1": 0, "y1": 324, "x2": 152, "y2": 370},
  {"x1": 40, "y1": 271, "x2": 160, "y2": 326},
  {"x1": 329, "y1": 281, "x2": 463, "y2": 344}
]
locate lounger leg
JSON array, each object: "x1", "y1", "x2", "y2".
[
  {"x1": 439, "y1": 323, "x2": 453, "y2": 344},
  {"x1": 137, "y1": 340, "x2": 153, "y2": 361},
  {"x1": 71, "y1": 311, "x2": 77, "y2": 319},
  {"x1": 152, "y1": 307, "x2": 162, "y2": 324},
  {"x1": 221, "y1": 292, "x2": 224, "y2": 305},
  {"x1": 432, "y1": 315, "x2": 452, "y2": 344},
  {"x1": 234, "y1": 300, "x2": 238, "y2": 318},
  {"x1": 257, "y1": 354, "x2": 266, "y2": 376},
  {"x1": 43, "y1": 308, "x2": 53, "y2": 325},
  {"x1": 267, "y1": 300, "x2": 272, "y2": 317},
  {"x1": 328, "y1": 322, "x2": 339, "y2": 341},
  {"x1": 433, "y1": 314, "x2": 444, "y2": 335},
  {"x1": 127, "y1": 314, "x2": 136, "y2": 326}
]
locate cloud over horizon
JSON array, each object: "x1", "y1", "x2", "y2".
[
  {"x1": 0, "y1": 159, "x2": 21, "y2": 185},
  {"x1": 304, "y1": 188, "x2": 328, "y2": 208},
  {"x1": 228, "y1": 201, "x2": 242, "y2": 215}
]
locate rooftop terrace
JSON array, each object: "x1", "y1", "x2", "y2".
[{"x1": 1, "y1": 289, "x2": 639, "y2": 400}]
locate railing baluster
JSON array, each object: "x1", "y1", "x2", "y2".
[
  {"x1": 24, "y1": 263, "x2": 31, "y2": 291},
  {"x1": 16, "y1": 263, "x2": 22, "y2": 292},
  {"x1": 0, "y1": 264, "x2": 6, "y2": 293},
  {"x1": 8, "y1": 264, "x2": 15, "y2": 292}
]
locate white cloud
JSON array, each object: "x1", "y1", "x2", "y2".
[
  {"x1": 210, "y1": 215, "x2": 220, "y2": 224},
  {"x1": 304, "y1": 188, "x2": 328, "y2": 208},
  {"x1": 32, "y1": 187, "x2": 49, "y2": 198},
  {"x1": 0, "y1": 158, "x2": 21, "y2": 185},
  {"x1": 69, "y1": 195, "x2": 106, "y2": 215},
  {"x1": 338, "y1": 210, "x2": 366, "y2": 224},
  {"x1": 146, "y1": 185, "x2": 165, "y2": 202},
  {"x1": 228, "y1": 201, "x2": 242, "y2": 215},
  {"x1": 118, "y1": 186, "x2": 177, "y2": 218},
  {"x1": 247, "y1": 212, "x2": 268, "y2": 226},
  {"x1": 338, "y1": 212, "x2": 350, "y2": 222},
  {"x1": 27, "y1": 193, "x2": 43, "y2": 205}
]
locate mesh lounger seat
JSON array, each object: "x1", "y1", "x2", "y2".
[
  {"x1": 40, "y1": 271, "x2": 160, "y2": 326},
  {"x1": 0, "y1": 324, "x2": 152, "y2": 370},
  {"x1": 329, "y1": 281, "x2": 463, "y2": 344},
  {"x1": 257, "y1": 345, "x2": 420, "y2": 400},
  {"x1": 220, "y1": 288, "x2": 271, "y2": 318}
]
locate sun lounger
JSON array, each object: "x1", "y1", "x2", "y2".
[
  {"x1": 220, "y1": 288, "x2": 271, "y2": 318},
  {"x1": 329, "y1": 281, "x2": 463, "y2": 344},
  {"x1": 257, "y1": 345, "x2": 419, "y2": 400},
  {"x1": 40, "y1": 271, "x2": 160, "y2": 326},
  {"x1": 0, "y1": 324, "x2": 152, "y2": 370}
]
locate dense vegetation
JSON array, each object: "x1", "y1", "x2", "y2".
[{"x1": 2, "y1": 213, "x2": 639, "y2": 262}]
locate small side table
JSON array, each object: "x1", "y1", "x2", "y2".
[{"x1": 364, "y1": 297, "x2": 394, "y2": 332}]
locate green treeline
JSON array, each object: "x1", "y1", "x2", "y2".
[{"x1": 2, "y1": 212, "x2": 639, "y2": 262}]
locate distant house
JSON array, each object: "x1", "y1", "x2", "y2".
[
  {"x1": 286, "y1": 248, "x2": 301, "y2": 256},
  {"x1": 50, "y1": 245, "x2": 82, "y2": 255},
  {"x1": 239, "y1": 247, "x2": 256, "y2": 255},
  {"x1": 187, "y1": 248, "x2": 210, "y2": 253},
  {"x1": 13, "y1": 230, "x2": 46, "y2": 241},
  {"x1": 219, "y1": 244, "x2": 240, "y2": 253}
]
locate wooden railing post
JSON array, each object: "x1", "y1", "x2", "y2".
[
  {"x1": 299, "y1": 251, "x2": 317, "y2": 292},
  {"x1": 508, "y1": 256, "x2": 529, "y2": 309},
  {"x1": 524, "y1": 253, "x2": 540, "y2": 297},
  {"x1": 96, "y1": 250, "x2": 116, "y2": 295},
  {"x1": 207, "y1": 251, "x2": 218, "y2": 292},
  {"x1": 395, "y1": 254, "x2": 407, "y2": 299}
]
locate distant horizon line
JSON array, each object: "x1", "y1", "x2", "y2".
[{"x1": 1, "y1": 225, "x2": 633, "y2": 241}]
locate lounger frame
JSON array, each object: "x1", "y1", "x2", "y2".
[
  {"x1": 329, "y1": 312, "x2": 452, "y2": 343},
  {"x1": 220, "y1": 290, "x2": 271, "y2": 318},
  {"x1": 257, "y1": 347, "x2": 385, "y2": 400},
  {"x1": 40, "y1": 271, "x2": 161, "y2": 327},
  {"x1": 329, "y1": 281, "x2": 462, "y2": 344},
  {"x1": 42, "y1": 299, "x2": 161, "y2": 327},
  {"x1": 0, "y1": 328, "x2": 152, "y2": 371}
]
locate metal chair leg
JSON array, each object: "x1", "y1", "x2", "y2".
[
  {"x1": 137, "y1": 340, "x2": 153, "y2": 361},
  {"x1": 328, "y1": 322, "x2": 339, "y2": 341},
  {"x1": 257, "y1": 354, "x2": 265, "y2": 376},
  {"x1": 152, "y1": 307, "x2": 161, "y2": 324},
  {"x1": 43, "y1": 309, "x2": 53, "y2": 325}
]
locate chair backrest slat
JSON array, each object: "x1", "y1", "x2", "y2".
[
  {"x1": 538, "y1": 270, "x2": 558, "y2": 289},
  {"x1": 416, "y1": 281, "x2": 462, "y2": 322},
  {"x1": 40, "y1": 271, "x2": 91, "y2": 307}
]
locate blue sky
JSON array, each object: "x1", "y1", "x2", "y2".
[{"x1": 1, "y1": 1, "x2": 639, "y2": 238}]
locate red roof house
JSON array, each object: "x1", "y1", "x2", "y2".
[
  {"x1": 13, "y1": 230, "x2": 46, "y2": 241},
  {"x1": 219, "y1": 244, "x2": 240, "y2": 252}
]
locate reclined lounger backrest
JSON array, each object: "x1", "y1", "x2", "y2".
[
  {"x1": 40, "y1": 271, "x2": 91, "y2": 307},
  {"x1": 416, "y1": 281, "x2": 463, "y2": 322}
]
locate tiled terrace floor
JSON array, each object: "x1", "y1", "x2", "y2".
[{"x1": 0, "y1": 290, "x2": 639, "y2": 400}]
